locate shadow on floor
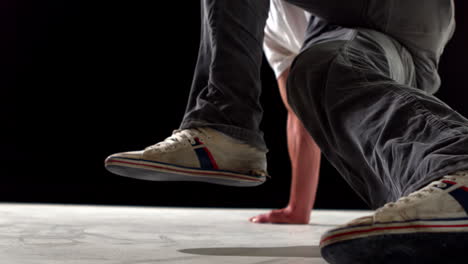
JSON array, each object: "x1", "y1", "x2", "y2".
[{"x1": 179, "y1": 246, "x2": 321, "y2": 258}]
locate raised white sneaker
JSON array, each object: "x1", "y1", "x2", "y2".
[
  {"x1": 320, "y1": 170, "x2": 468, "y2": 264},
  {"x1": 105, "y1": 128, "x2": 269, "y2": 187}
]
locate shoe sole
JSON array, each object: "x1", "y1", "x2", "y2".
[
  {"x1": 105, "y1": 156, "x2": 267, "y2": 187},
  {"x1": 320, "y1": 217, "x2": 468, "y2": 264}
]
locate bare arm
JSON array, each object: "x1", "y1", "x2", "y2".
[{"x1": 250, "y1": 69, "x2": 321, "y2": 224}]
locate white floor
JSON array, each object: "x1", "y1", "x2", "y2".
[{"x1": 0, "y1": 203, "x2": 371, "y2": 264}]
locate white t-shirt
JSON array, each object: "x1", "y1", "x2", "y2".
[{"x1": 263, "y1": 0, "x2": 310, "y2": 78}]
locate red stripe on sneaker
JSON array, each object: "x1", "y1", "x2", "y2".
[
  {"x1": 202, "y1": 147, "x2": 219, "y2": 170},
  {"x1": 443, "y1": 180, "x2": 458, "y2": 185},
  {"x1": 441, "y1": 180, "x2": 468, "y2": 191},
  {"x1": 320, "y1": 223, "x2": 468, "y2": 245},
  {"x1": 108, "y1": 159, "x2": 257, "y2": 181}
]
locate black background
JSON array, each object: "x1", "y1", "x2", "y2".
[{"x1": 2, "y1": 1, "x2": 468, "y2": 209}]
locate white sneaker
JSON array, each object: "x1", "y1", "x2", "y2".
[
  {"x1": 320, "y1": 170, "x2": 468, "y2": 264},
  {"x1": 105, "y1": 128, "x2": 269, "y2": 187}
]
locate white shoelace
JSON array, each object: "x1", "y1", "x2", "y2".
[
  {"x1": 145, "y1": 129, "x2": 210, "y2": 152},
  {"x1": 378, "y1": 172, "x2": 468, "y2": 211}
]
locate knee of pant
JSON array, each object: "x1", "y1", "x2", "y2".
[{"x1": 286, "y1": 43, "x2": 343, "y2": 118}]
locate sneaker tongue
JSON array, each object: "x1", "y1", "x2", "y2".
[{"x1": 169, "y1": 129, "x2": 199, "y2": 144}]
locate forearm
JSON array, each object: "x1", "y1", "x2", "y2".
[
  {"x1": 248, "y1": 68, "x2": 321, "y2": 224},
  {"x1": 287, "y1": 112, "x2": 321, "y2": 211},
  {"x1": 278, "y1": 68, "x2": 321, "y2": 212}
]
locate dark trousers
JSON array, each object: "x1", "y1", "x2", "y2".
[{"x1": 180, "y1": 0, "x2": 468, "y2": 208}]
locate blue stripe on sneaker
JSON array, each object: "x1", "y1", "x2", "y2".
[
  {"x1": 194, "y1": 148, "x2": 215, "y2": 169},
  {"x1": 449, "y1": 187, "x2": 468, "y2": 213}
]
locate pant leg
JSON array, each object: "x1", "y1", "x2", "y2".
[
  {"x1": 287, "y1": 29, "x2": 468, "y2": 209},
  {"x1": 180, "y1": 0, "x2": 270, "y2": 151}
]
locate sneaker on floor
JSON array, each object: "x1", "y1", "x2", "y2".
[
  {"x1": 105, "y1": 128, "x2": 269, "y2": 187},
  {"x1": 320, "y1": 170, "x2": 468, "y2": 264}
]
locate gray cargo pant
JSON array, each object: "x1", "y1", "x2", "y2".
[{"x1": 179, "y1": 0, "x2": 468, "y2": 208}]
